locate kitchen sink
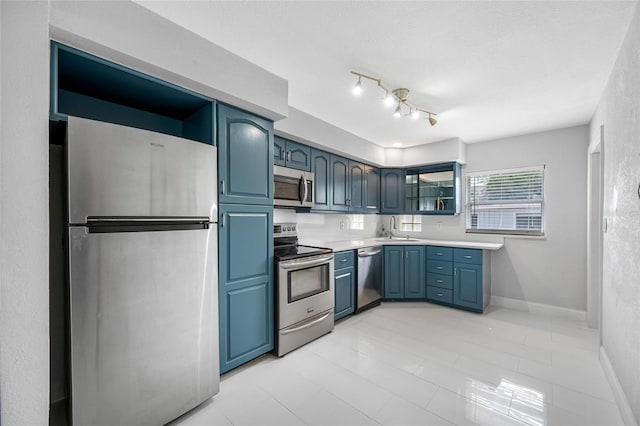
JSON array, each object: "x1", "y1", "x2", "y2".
[{"x1": 376, "y1": 237, "x2": 420, "y2": 242}]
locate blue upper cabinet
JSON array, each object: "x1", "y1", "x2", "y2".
[
  {"x1": 365, "y1": 166, "x2": 380, "y2": 213},
  {"x1": 286, "y1": 140, "x2": 311, "y2": 171},
  {"x1": 311, "y1": 149, "x2": 331, "y2": 211},
  {"x1": 218, "y1": 103, "x2": 274, "y2": 205},
  {"x1": 50, "y1": 42, "x2": 214, "y2": 145},
  {"x1": 381, "y1": 169, "x2": 406, "y2": 214},
  {"x1": 274, "y1": 136, "x2": 286, "y2": 167},
  {"x1": 330, "y1": 155, "x2": 350, "y2": 211},
  {"x1": 405, "y1": 162, "x2": 461, "y2": 215},
  {"x1": 274, "y1": 137, "x2": 311, "y2": 171},
  {"x1": 349, "y1": 161, "x2": 366, "y2": 212}
]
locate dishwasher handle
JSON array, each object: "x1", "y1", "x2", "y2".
[{"x1": 358, "y1": 249, "x2": 382, "y2": 257}]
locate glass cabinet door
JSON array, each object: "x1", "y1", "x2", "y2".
[
  {"x1": 417, "y1": 170, "x2": 454, "y2": 212},
  {"x1": 405, "y1": 162, "x2": 460, "y2": 214}
]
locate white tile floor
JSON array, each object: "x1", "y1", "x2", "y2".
[{"x1": 172, "y1": 303, "x2": 623, "y2": 426}]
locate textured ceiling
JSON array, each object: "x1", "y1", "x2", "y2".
[{"x1": 137, "y1": 1, "x2": 636, "y2": 147}]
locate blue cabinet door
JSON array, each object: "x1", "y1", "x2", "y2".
[
  {"x1": 453, "y1": 263, "x2": 482, "y2": 311},
  {"x1": 365, "y1": 166, "x2": 380, "y2": 213},
  {"x1": 349, "y1": 161, "x2": 366, "y2": 212},
  {"x1": 381, "y1": 169, "x2": 405, "y2": 213},
  {"x1": 218, "y1": 104, "x2": 273, "y2": 205},
  {"x1": 286, "y1": 140, "x2": 311, "y2": 171},
  {"x1": 331, "y1": 155, "x2": 350, "y2": 211},
  {"x1": 334, "y1": 266, "x2": 355, "y2": 320},
  {"x1": 404, "y1": 246, "x2": 426, "y2": 298},
  {"x1": 218, "y1": 204, "x2": 273, "y2": 373},
  {"x1": 311, "y1": 149, "x2": 331, "y2": 211},
  {"x1": 405, "y1": 162, "x2": 461, "y2": 215},
  {"x1": 274, "y1": 136, "x2": 286, "y2": 167},
  {"x1": 384, "y1": 246, "x2": 404, "y2": 298}
]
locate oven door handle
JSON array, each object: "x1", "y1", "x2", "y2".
[
  {"x1": 280, "y1": 310, "x2": 333, "y2": 335},
  {"x1": 280, "y1": 255, "x2": 334, "y2": 270}
]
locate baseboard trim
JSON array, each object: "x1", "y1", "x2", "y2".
[
  {"x1": 600, "y1": 346, "x2": 638, "y2": 426},
  {"x1": 489, "y1": 296, "x2": 586, "y2": 321}
]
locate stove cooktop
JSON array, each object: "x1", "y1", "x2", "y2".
[{"x1": 274, "y1": 244, "x2": 333, "y2": 261}]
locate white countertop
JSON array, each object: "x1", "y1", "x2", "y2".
[{"x1": 303, "y1": 237, "x2": 504, "y2": 252}]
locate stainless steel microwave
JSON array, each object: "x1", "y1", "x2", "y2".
[{"x1": 274, "y1": 165, "x2": 314, "y2": 208}]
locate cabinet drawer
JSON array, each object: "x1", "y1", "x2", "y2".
[
  {"x1": 454, "y1": 248, "x2": 482, "y2": 265},
  {"x1": 334, "y1": 250, "x2": 354, "y2": 269},
  {"x1": 426, "y1": 286, "x2": 453, "y2": 304},
  {"x1": 427, "y1": 273, "x2": 453, "y2": 290},
  {"x1": 427, "y1": 259, "x2": 453, "y2": 275},
  {"x1": 427, "y1": 246, "x2": 453, "y2": 262}
]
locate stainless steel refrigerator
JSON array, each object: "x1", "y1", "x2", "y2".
[{"x1": 67, "y1": 117, "x2": 219, "y2": 425}]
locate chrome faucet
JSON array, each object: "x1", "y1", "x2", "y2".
[{"x1": 389, "y1": 216, "x2": 397, "y2": 238}]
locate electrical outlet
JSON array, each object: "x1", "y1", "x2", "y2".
[
  {"x1": 437, "y1": 222, "x2": 442, "y2": 231},
  {"x1": 339, "y1": 220, "x2": 345, "y2": 230}
]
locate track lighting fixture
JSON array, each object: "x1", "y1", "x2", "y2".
[
  {"x1": 350, "y1": 70, "x2": 438, "y2": 126},
  {"x1": 352, "y1": 76, "x2": 363, "y2": 96},
  {"x1": 384, "y1": 92, "x2": 395, "y2": 107},
  {"x1": 393, "y1": 104, "x2": 402, "y2": 118}
]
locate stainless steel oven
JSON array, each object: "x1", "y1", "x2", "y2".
[
  {"x1": 274, "y1": 223, "x2": 334, "y2": 356},
  {"x1": 274, "y1": 165, "x2": 314, "y2": 208}
]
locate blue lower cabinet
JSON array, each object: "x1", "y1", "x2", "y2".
[
  {"x1": 383, "y1": 246, "x2": 404, "y2": 298},
  {"x1": 334, "y1": 251, "x2": 355, "y2": 320},
  {"x1": 218, "y1": 204, "x2": 273, "y2": 373},
  {"x1": 453, "y1": 262, "x2": 483, "y2": 311},
  {"x1": 404, "y1": 246, "x2": 425, "y2": 299},
  {"x1": 426, "y1": 286, "x2": 453, "y2": 304},
  {"x1": 383, "y1": 245, "x2": 425, "y2": 299},
  {"x1": 426, "y1": 246, "x2": 487, "y2": 312}
]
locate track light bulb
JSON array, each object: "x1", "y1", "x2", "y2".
[
  {"x1": 393, "y1": 104, "x2": 402, "y2": 118},
  {"x1": 384, "y1": 93, "x2": 395, "y2": 107},
  {"x1": 411, "y1": 109, "x2": 420, "y2": 120},
  {"x1": 428, "y1": 114, "x2": 438, "y2": 126},
  {"x1": 353, "y1": 77, "x2": 362, "y2": 96}
]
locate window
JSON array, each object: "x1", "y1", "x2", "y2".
[
  {"x1": 466, "y1": 166, "x2": 544, "y2": 236},
  {"x1": 350, "y1": 214, "x2": 364, "y2": 230},
  {"x1": 398, "y1": 215, "x2": 422, "y2": 232}
]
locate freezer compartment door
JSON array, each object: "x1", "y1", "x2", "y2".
[
  {"x1": 69, "y1": 226, "x2": 219, "y2": 426},
  {"x1": 67, "y1": 116, "x2": 217, "y2": 224}
]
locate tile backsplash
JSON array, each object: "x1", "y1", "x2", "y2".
[{"x1": 274, "y1": 209, "x2": 381, "y2": 244}]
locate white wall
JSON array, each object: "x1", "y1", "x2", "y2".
[
  {"x1": 0, "y1": 1, "x2": 288, "y2": 422},
  {"x1": 275, "y1": 107, "x2": 386, "y2": 166},
  {"x1": 49, "y1": 0, "x2": 288, "y2": 122},
  {"x1": 0, "y1": 2, "x2": 51, "y2": 424},
  {"x1": 385, "y1": 138, "x2": 467, "y2": 167},
  {"x1": 384, "y1": 125, "x2": 589, "y2": 311},
  {"x1": 590, "y1": 1, "x2": 640, "y2": 422}
]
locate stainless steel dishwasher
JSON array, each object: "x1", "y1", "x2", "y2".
[{"x1": 356, "y1": 246, "x2": 383, "y2": 312}]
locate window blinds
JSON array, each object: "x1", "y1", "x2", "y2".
[{"x1": 466, "y1": 166, "x2": 544, "y2": 235}]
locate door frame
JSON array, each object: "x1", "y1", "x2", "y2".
[{"x1": 587, "y1": 125, "x2": 604, "y2": 339}]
